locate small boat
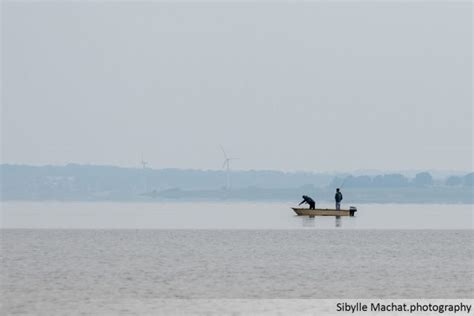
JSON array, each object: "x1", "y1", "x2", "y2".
[{"x1": 292, "y1": 206, "x2": 357, "y2": 217}]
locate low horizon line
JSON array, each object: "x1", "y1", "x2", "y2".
[{"x1": 1, "y1": 162, "x2": 472, "y2": 175}]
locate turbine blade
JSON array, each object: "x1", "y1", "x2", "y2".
[{"x1": 219, "y1": 145, "x2": 228, "y2": 159}]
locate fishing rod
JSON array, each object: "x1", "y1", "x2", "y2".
[{"x1": 339, "y1": 176, "x2": 350, "y2": 189}]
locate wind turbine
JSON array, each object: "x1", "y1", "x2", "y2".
[
  {"x1": 140, "y1": 156, "x2": 148, "y2": 169},
  {"x1": 220, "y1": 145, "x2": 237, "y2": 190},
  {"x1": 140, "y1": 156, "x2": 149, "y2": 193}
]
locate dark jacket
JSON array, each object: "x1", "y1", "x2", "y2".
[
  {"x1": 335, "y1": 192, "x2": 343, "y2": 203},
  {"x1": 299, "y1": 195, "x2": 315, "y2": 205}
]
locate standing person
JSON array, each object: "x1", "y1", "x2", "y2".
[
  {"x1": 335, "y1": 188, "x2": 343, "y2": 210},
  {"x1": 299, "y1": 195, "x2": 316, "y2": 210}
]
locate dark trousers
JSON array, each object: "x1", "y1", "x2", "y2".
[{"x1": 309, "y1": 202, "x2": 315, "y2": 210}]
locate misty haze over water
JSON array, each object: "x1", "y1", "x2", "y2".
[
  {"x1": 1, "y1": 202, "x2": 473, "y2": 230},
  {"x1": 2, "y1": 2, "x2": 472, "y2": 172},
  {"x1": 1, "y1": 1, "x2": 473, "y2": 314}
]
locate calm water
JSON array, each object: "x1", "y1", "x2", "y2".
[
  {"x1": 1, "y1": 202, "x2": 473, "y2": 229},
  {"x1": 1, "y1": 203, "x2": 473, "y2": 314}
]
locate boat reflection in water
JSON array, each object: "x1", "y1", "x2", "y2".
[
  {"x1": 300, "y1": 215, "x2": 343, "y2": 228},
  {"x1": 301, "y1": 216, "x2": 315, "y2": 227}
]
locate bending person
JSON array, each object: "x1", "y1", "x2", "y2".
[{"x1": 299, "y1": 195, "x2": 316, "y2": 210}]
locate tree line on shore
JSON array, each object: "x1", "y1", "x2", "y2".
[
  {"x1": 331, "y1": 172, "x2": 473, "y2": 188},
  {"x1": 1, "y1": 164, "x2": 472, "y2": 202}
]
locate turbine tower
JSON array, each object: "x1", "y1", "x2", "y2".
[
  {"x1": 140, "y1": 156, "x2": 149, "y2": 192},
  {"x1": 220, "y1": 145, "x2": 237, "y2": 190}
]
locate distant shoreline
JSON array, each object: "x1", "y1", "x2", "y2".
[
  {"x1": 1, "y1": 197, "x2": 472, "y2": 205},
  {"x1": 2, "y1": 164, "x2": 472, "y2": 204}
]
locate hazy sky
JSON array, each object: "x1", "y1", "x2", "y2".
[{"x1": 2, "y1": 1, "x2": 472, "y2": 172}]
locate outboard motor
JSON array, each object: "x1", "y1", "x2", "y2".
[{"x1": 349, "y1": 206, "x2": 357, "y2": 217}]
